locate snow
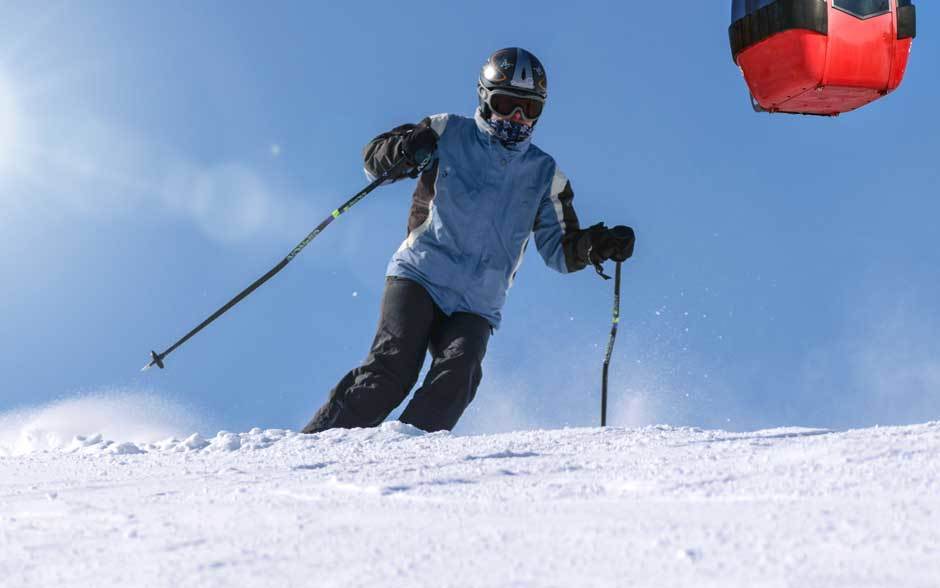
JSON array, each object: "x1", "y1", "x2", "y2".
[
  {"x1": 0, "y1": 393, "x2": 203, "y2": 456},
  {"x1": 1, "y1": 403, "x2": 938, "y2": 587}
]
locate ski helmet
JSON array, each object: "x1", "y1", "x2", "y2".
[{"x1": 478, "y1": 48, "x2": 548, "y2": 121}]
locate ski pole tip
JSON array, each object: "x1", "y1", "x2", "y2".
[{"x1": 141, "y1": 350, "x2": 165, "y2": 372}]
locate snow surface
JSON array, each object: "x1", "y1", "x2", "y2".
[{"x1": 1, "y1": 400, "x2": 938, "y2": 587}]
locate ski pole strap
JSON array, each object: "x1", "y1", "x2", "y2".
[
  {"x1": 593, "y1": 261, "x2": 612, "y2": 280},
  {"x1": 414, "y1": 153, "x2": 434, "y2": 176}
]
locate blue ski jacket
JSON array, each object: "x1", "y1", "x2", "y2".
[{"x1": 364, "y1": 110, "x2": 596, "y2": 329}]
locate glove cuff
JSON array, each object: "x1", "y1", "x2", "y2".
[{"x1": 579, "y1": 222, "x2": 607, "y2": 266}]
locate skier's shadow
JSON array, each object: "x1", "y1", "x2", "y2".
[{"x1": 678, "y1": 428, "x2": 833, "y2": 447}]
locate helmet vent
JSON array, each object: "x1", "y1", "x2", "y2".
[{"x1": 479, "y1": 47, "x2": 547, "y2": 100}]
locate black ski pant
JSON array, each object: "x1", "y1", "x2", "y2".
[{"x1": 302, "y1": 276, "x2": 491, "y2": 434}]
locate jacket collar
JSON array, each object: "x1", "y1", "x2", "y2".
[{"x1": 474, "y1": 108, "x2": 532, "y2": 154}]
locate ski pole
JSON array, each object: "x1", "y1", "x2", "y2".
[
  {"x1": 142, "y1": 156, "x2": 409, "y2": 372},
  {"x1": 601, "y1": 261, "x2": 623, "y2": 427}
]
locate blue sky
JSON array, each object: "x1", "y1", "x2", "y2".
[{"x1": 1, "y1": 1, "x2": 937, "y2": 435}]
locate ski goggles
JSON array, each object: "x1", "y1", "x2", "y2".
[{"x1": 485, "y1": 90, "x2": 545, "y2": 121}]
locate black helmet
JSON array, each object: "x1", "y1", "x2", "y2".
[{"x1": 478, "y1": 48, "x2": 548, "y2": 120}]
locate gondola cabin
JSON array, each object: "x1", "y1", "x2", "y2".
[{"x1": 729, "y1": 0, "x2": 916, "y2": 115}]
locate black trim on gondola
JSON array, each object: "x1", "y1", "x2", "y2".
[
  {"x1": 729, "y1": 0, "x2": 829, "y2": 63},
  {"x1": 897, "y1": 4, "x2": 916, "y2": 40},
  {"x1": 833, "y1": 0, "x2": 890, "y2": 19}
]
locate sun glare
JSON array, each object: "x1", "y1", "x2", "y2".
[{"x1": 0, "y1": 71, "x2": 20, "y2": 176}]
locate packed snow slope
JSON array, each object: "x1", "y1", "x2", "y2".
[{"x1": 1, "y1": 417, "x2": 938, "y2": 587}]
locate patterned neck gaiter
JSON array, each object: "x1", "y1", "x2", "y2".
[{"x1": 485, "y1": 117, "x2": 534, "y2": 146}]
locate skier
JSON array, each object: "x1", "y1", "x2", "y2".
[{"x1": 302, "y1": 48, "x2": 635, "y2": 434}]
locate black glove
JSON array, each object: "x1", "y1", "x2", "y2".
[
  {"x1": 401, "y1": 123, "x2": 439, "y2": 169},
  {"x1": 589, "y1": 224, "x2": 636, "y2": 264}
]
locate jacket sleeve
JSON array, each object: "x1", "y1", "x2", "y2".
[
  {"x1": 532, "y1": 167, "x2": 595, "y2": 273},
  {"x1": 363, "y1": 114, "x2": 449, "y2": 183}
]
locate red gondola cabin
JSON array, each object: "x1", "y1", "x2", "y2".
[{"x1": 730, "y1": 0, "x2": 916, "y2": 115}]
